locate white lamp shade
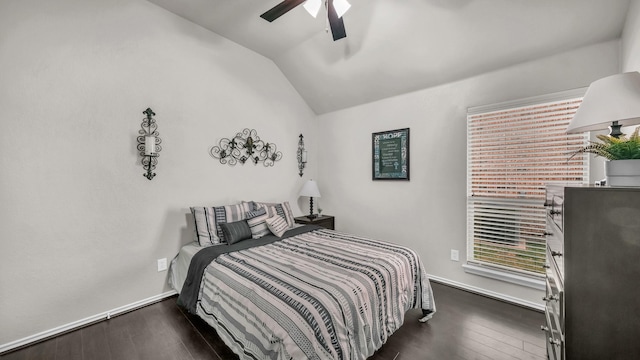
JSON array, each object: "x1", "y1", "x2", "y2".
[
  {"x1": 299, "y1": 179, "x2": 321, "y2": 198},
  {"x1": 566, "y1": 71, "x2": 640, "y2": 134},
  {"x1": 303, "y1": 0, "x2": 321, "y2": 18},
  {"x1": 334, "y1": 0, "x2": 351, "y2": 18}
]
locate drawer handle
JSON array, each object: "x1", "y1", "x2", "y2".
[
  {"x1": 543, "y1": 295, "x2": 559, "y2": 302},
  {"x1": 551, "y1": 251, "x2": 563, "y2": 257},
  {"x1": 550, "y1": 210, "x2": 561, "y2": 215},
  {"x1": 549, "y1": 337, "x2": 561, "y2": 346},
  {"x1": 543, "y1": 232, "x2": 553, "y2": 236},
  {"x1": 540, "y1": 325, "x2": 549, "y2": 332},
  {"x1": 542, "y1": 264, "x2": 550, "y2": 269}
]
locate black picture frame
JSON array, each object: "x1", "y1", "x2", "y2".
[{"x1": 372, "y1": 128, "x2": 410, "y2": 181}]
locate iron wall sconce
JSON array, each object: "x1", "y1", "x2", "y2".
[
  {"x1": 297, "y1": 134, "x2": 307, "y2": 177},
  {"x1": 209, "y1": 128, "x2": 282, "y2": 167},
  {"x1": 136, "y1": 108, "x2": 162, "y2": 180}
]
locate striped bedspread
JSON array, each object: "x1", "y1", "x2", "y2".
[{"x1": 195, "y1": 228, "x2": 436, "y2": 360}]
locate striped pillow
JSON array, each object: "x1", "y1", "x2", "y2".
[
  {"x1": 254, "y1": 201, "x2": 295, "y2": 229},
  {"x1": 246, "y1": 207, "x2": 275, "y2": 239},
  {"x1": 266, "y1": 215, "x2": 289, "y2": 237},
  {"x1": 245, "y1": 207, "x2": 265, "y2": 221},
  {"x1": 191, "y1": 202, "x2": 253, "y2": 246}
]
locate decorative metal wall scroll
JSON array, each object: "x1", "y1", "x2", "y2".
[
  {"x1": 136, "y1": 108, "x2": 162, "y2": 180},
  {"x1": 297, "y1": 134, "x2": 307, "y2": 177},
  {"x1": 209, "y1": 128, "x2": 282, "y2": 167}
]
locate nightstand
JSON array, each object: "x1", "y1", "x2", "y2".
[{"x1": 294, "y1": 215, "x2": 335, "y2": 230}]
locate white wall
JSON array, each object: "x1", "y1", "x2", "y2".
[
  {"x1": 0, "y1": 0, "x2": 316, "y2": 346},
  {"x1": 316, "y1": 40, "x2": 620, "y2": 306},
  {"x1": 1, "y1": 0, "x2": 636, "y2": 350}
]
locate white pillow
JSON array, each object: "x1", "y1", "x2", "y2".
[
  {"x1": 266, "y1": 215, "x2": 289, "y2": 237},
  {"x1": 255, "y1": 201, "x2": 295, "y2": 229},
  {"x1": 246, "y1": 211, "x2": 271, "y2": 239},
  {"x1": 191, "y1": 201, "x2": 253, "y2": 246}
]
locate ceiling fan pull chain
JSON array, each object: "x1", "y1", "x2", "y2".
[{"x1": 325, "y1": 0, "x2": 329, "y2": 33}]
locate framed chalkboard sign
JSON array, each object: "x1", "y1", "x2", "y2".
[{"x1": 372, "y1": 128, "x2": 410, "y2": 181}]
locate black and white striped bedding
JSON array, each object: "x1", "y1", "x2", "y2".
[{"x1": 193, "y1": 228, "x2": 436, "y2": 360}]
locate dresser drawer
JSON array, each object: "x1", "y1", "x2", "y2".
[
  {"x1": 545, "y1": 186, "x2": 565, "y2": 232},
  {"x1": 543, "y1": 309, "x2": 564, "y2": 360},
  {"x1": 544, "y1": 274, "x2": 564, "y2": 333},
  {"x1": 546, "y1": 221, "x2": 564, "y2": 280}
]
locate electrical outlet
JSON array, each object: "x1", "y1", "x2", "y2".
[
  {"x1": 450, "y1": 249, "x2": 459, "y2": 262},
  {"x1": 157, "y1": 258, "x2": 167, "y2": 272}
]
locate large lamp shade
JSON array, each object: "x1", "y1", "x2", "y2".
[
  {"x1": 567, "y1": 72, "x2": 640, "y2": 135},
  {"x1": 299, "y1": 180, "x2": 321, "y2": 198}
]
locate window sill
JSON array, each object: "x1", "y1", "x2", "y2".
[{"x1": 462, "y1": 263, "x2": 545, "y2": 290}]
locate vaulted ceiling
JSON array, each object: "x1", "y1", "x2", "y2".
[{"x1": 146, "y1": 0, "x2": 630, "y2": 114}]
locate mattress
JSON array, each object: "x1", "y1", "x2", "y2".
[{"x1": 168, "y1": 241, "x2": 201, "y2": 294}]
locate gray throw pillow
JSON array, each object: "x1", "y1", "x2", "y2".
[{"x1": 219, "y1": 220, "x2": 252, "y2": 245}]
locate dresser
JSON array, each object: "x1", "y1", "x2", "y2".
[{"x1": 543, "y1": 185, "x2": 640, "y2": 360}]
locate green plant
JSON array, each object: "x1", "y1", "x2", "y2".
[{"x1": 571, "y1": 127, "x2": 640, "y2": 160}]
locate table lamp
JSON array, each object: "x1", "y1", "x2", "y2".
[{"x1": 299, "y1": 180, "x2": 321, "y2": 219}]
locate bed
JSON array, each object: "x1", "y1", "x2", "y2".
[
  {"x1": 170, "y1": 205, "x2": 435, "y2": 360},
  {"x1": 169, "y1": 202, "x2": 436, "y2": 360}
]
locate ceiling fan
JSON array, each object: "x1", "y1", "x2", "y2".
[{"x1": 260, "y1": 0, "x2": 351, "y2": 41}]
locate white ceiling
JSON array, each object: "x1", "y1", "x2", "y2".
[{"x1": 147, "y1": 0, "x2": 630, "y2": 114}]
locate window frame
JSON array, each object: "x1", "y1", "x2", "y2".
[{"x1": 465, "y1": 88, "x2": 589, "y2": 287}]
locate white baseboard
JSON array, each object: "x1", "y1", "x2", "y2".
[
  {"x1": 0, "y1": 290, "x2": 178, "y2": 355},
  {"x1": 427, "y1": 274, "x2": 545, "y2": 312}
]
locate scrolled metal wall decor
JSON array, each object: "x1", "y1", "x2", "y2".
[
  {"x1": 209, "y1": 128, "x2": 282, "y2": 167},
  {"x1": 136, "y1": 108, "x2": 162, "y2": 180},
  {"x1": 297, "y1": 134, "x2": 307, "y2": 177}
]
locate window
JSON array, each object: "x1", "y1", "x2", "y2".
[{"x1": 466, "y1": 90, "x2": 589, "y2": 279}]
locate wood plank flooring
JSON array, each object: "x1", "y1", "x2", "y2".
[{"x1": 1, "y1": 282, "x2": 546, "y2": 360}]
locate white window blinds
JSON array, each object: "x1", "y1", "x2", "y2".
[{"x1": 467, "y1": 91, "x2": 588, "y2": 276}]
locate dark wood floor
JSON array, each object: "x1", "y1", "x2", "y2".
[{"x1": 1, "y1": 282, "x2": 546, "y2": 360}]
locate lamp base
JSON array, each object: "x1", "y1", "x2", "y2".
[
  {"x1": 609, "y1": 121, "x2": 623, "y2": 138},
  {"x1": 308, "y1": 197, "x2": 316, "y2": 219}
]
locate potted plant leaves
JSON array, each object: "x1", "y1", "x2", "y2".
[{"x1": 571, "y1": 127, "x2": 640, "y2": 186}]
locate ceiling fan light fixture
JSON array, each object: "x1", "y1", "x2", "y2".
[
  {"x1": 333, "y1": 0, "x2": 351, "y2": 18},
  {"x1": 303, "y1": 0, "x2": 321, "y2": 18},
  {"x1": 260, "y1": 0, "x2": 347, "y2": 41}
]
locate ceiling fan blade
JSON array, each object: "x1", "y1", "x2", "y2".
[
  {"x1": 260, "y1": 0, "x2": 306, "y2": 22},
  {"x1": 327, "y1": 0, "x2": 347, "y2": 41}
]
